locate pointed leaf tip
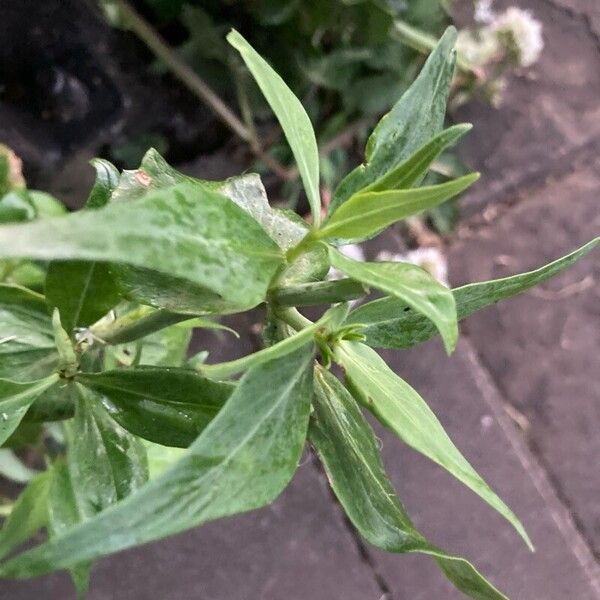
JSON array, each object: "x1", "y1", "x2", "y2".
[{"x1": 227, "y1": 29, "x2": 321, "y2": 227}]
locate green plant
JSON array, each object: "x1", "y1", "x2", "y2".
[
  {"x1": 0, "y1": 29, "x2": 596, "y2": 599},
  {"x1": 101, "y1": 0, "x2": 457, "y2": 189}
]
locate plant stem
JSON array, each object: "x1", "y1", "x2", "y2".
[
  {"x1": 274, "y1": 307, "x2": 314, "y2": 331},
  {"x1": 284, "y1": 235, "x2": 319, "y2": 264},
  {"x1": 394, "y1": 20, "x2": 474, "y2": 74},
  {"x1": 89, "y1": 308, "x2": 192, "y2": 345},
  {"x1": 271, "y1": 279, "x2": 368, "y2": 307},
  {"x1": 199, "y1": 318, "x2": 317, "y2": 379},
  {"x1": 114, "y1": 0, "x2": 293, "y2": 182}
]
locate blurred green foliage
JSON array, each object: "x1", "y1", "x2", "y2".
[{"x1": 141, "y1": 0, "x2": 455, "y2": 187}]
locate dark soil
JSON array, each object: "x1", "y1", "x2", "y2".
[{"x1": 0, "y1": 0, "x2": 228, "y2": 204}]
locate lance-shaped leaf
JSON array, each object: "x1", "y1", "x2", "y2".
[
  {"x1": 318, "y1": 173, "x2": 478, "y2": 241},
  {"x1": 90, "y1": 304, "x2": 193, "y2": 346},
  {"x1": 310, "y1": 367, "x2": 509, "y2": 600},
  {"x1": 0, "y1": 182, "x2": 283, "y2": 314},
  {"x1": 45, "y1": 160, "x2": 121, "y2": 334},
  {"x1": 361, "y1": 123, "x2": 472, "y2": 193},
  {"x1": 86, "y1": 158, "x2": 120, "y2": 209},
  {"x1": 46, "y1": 391, "x2": 149, "y2": 551},
  {"x1": 198, "y1": 303, "x2": 345, "y2": 379},
  {"x1": 110, "y1": 148, "x2": 199, "y2": 203},
  {"x1": 45, "y1": 262, "x2": 120, "y2": 335},
  {"x1": 228, "y1": 30, "x2": 322, "y2": 226},
  {"x1": 0, "y1": 284, "x2": 57, "y2": 381},
  {"x1": 218, "y1": 173, "x2": 328, "y2": 285},
  {"x1": 0, "y1": 344, "x2": 314, "y2": 578},
  {"x1": 334, "y1": 341, "x2": 531, "y2": 549},
  {"x1": 103, "y1": 318, "x2": 194, "y2": 370},
  {"x1": 46, "y1": 389, "x2": 149, "y2": 595},
  {"x1": 329, "y1": 247, "x2": 458, "y2": 353},
  {"x1": 113, "y1": 150, "x2": 327, "y2": 285},
  {"x1": 46, "y1": 462, "x2": 92, "y2": 597},
  {"x1": 77, "y1": 368, "x2": 235, "y2": 448},
  {"x1": 0, "y1": 375, "x2": 59, "y2": 445},
  {"x1": 67, "y1": 388, "x2": 149, "y2": 506},
  {"x1": 346, "y1": 238, "x2": 600, "y2": 349},
  {"x1": 330, "y1": 27, "x2": 457, "y2": 213},
  {"x1": 0, "y1": 472, "x2": 50, "y2": 561}
]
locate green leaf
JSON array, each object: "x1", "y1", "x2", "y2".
[
  {"x1": 228, "y1": 29, "x2": 322, "y2": 227},
  {"x1": 77, "y1": 368, "x2": 235, "y2": 448},
  {"x1": 90, "y1": 305, "x2": 192, "y2": 346},
  {"x1": 198, "y1": 303, "x2": 345, "y2": 379},
  {"x1": 27, "y1": 191, "x2": 67, "y2": 218},
  {"x1": 0, "y1": 375, "x2": 59, "y2": 446},
  {"x1": 45, "y1": 262, "x2": 121, "y2": 335},
  {"x1": 143, "y1": 441, "x2": 186, "y2": 479},
  {"x1": 330, "y1": 27, "x2": 457, "y2": 213},
  {"x1": 45, "y1": 387, "x2": 149, "y2": 594},
  {"x1": 0, "y1": 472, "x2": 50, "y2": 561},
  {"x1": 45, "y1": 159, "x2": 121, "y2": 333},
  {"x1": 1, "y1": 420, "x2": 42, "y2": 449},
  {"x1": 328, "y1": 247, "x2": 458, "y2": 353},
  {"x1": 335, "y1": 341, "x2": 532, "y2": 549},
  {"x1": 0, "y1": 284, "x2": 57, "y2": 381},
  {"x1": 347, "y1": 238, "x2": 600, "y2": 349},
  {"x1": 110, "y1": 149, "x2": 198, "y2": 203},
  {"x1": 318, "y1": 173, "x2": 478, "y2": 242},
  {"x1": 0, "y1": 191, "x2": 36, "y2": 224},
  {"x1": 0, "y1": 182, "x2": 283, "y2": 314},
  {"x1": 173, "y1": 317, "x2": 240, "y2": 338},
  {"x1": 46, "y1": 462, "x2": 92, "y2": 597},
  {"x1": 0, "y1": 344, "x2": 314, "y2": 577},
  {"x1": 0, "y1": 259, "x2": 46, "y2": 289},
  {"x1": 22, "y1": 381, "x2": 76, "y2": 423},
  {"x1": 361, "y1": 123, "x2": 472, "y2": 193},
  {"x1": 105, "y1": 319, "x2": 193, "y2": 369},
  {"x1": 0, "y1": 151, "x2": 11, "y2": 197},
  {"x1": 52, "y1": 309, "x2": 78, "y2": 377},
  {"x1": 310, "y1": 367, "x2": 509, "y2": 600},
  {"x1": 218, "y1": 173, "x2": 328, "y2": 284},
  {"x1": 86, "y1": 158, "x2": 119, "y2": 209},
  {"x1": 113, "y1": 150, "x2": 327, "y2": 285},
  {"x1": 68, "y1": 387, "x2": 149, "y2": 504},
  {"x1": 219, "y1": 173, "x2": 297, "y2": 246}
]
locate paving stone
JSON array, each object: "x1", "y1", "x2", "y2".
[
  {"x1": 454, "y1": 0, "x2": 600, "y2": 217},
  {"x1": 0, "y1": 462, "x2": 383, "y2": 600},
  {"x1": 549, "y1": 0, "x2": 600, "y2": 39},
  {"x1": 364, "y1": 338, "x2": 600, "y2": 599},
  {"x1": 448, "y1": 157, "x2": 600, "y2": 556}
]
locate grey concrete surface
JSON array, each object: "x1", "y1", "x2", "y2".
[
  {"x1": 456, "y1": 0, "x2": 600, "y2": 218},
  {"x1": 366, "y1": 339, "x2": 600, "y2": 599},
  {"x1": 449, "y1": 154, "x2": 600, "y2": 559}
]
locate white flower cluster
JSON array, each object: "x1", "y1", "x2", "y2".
[
  {"x1": 457, "y1": 1, "x2": 544, "y2": 68},
  {"x1": 493, "y1": 7, "x2": 544, "y2": 67}
]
